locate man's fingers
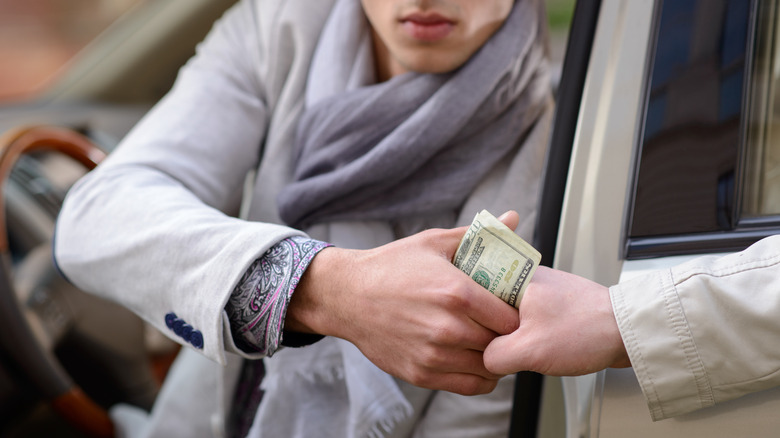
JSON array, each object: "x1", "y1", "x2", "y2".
[
  {"x1": 440, "y1": 211, "x2": 519, "y2": 260},
  {"x1": 496, "y1": 210, "x2": 520, "y2": 231},
  {"x1": 464, "y1": 286, "x2": 520, "y2": 335},
  {"x1": 436, "y1": 225, "x2": 471, "y2": 260},
  {"x1": 437, "y1": 317, "x2": 502, "y2": 352},
  {"x1": 483, "y1": 332, "x2": 530, "y2": 375},
  {"x1": 422, "y1": 347, "x2": 505, "y2": 379},
  {"x1": 413, "y1": 370, "x2": 501, "y2": 396}
]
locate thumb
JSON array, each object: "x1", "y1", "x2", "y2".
[
  {"x1": 483, "y1": 331, "x2": 529, "y2": 375},
  {"x1": 497, "y1": 210, "x2": 520, "y2": 232}
]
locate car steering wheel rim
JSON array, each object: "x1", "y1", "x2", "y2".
[{"x1": 0, "y1": 126, "x2": 113, "y2": 438}]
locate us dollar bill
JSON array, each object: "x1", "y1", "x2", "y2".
[{"x1": 453, "y1": 210, "x2": 541, "y2": 308}]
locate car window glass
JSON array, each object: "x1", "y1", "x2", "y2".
[
  {"x1": 629, "y1": 0, "x2": 749, "y2": 238},
  {"x1": 744, "y1": 0, "x2": 780, "y2": 216},
  {"x1": 624, "y1": 0, "x2": 772, "y2": 259},
  {"x1": 0, "y1": 0, "x2": 148, "y2": 103}
]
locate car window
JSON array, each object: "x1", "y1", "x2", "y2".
[
  {"x1": 744, "y1": 0, "x2": 780, "y2": 216},
  {"x1": 624, "y1": 0, "x2": 780, "y2": 259},
  {"x1": 629, "y1": 0, "x2": 749, "y2": 239},
  {"x1": 0, "y1": 0, "x2": 148, "y2": 103}
]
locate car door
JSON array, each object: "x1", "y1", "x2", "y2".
[{"x1": 523, "y1": 0, "x2": 780, "y2": 436}]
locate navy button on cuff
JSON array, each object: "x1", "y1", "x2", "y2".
[
  {"x1": 181, "y1": 323, "x2": 193, "y2": 339},
  {"x1": 189, "y1": 330, "x2": 204, "y2": 349},
  {"x1": 164, "y1": 312, "x2": 204, "y2": 350},
  {"x1": 165, "y1": 312, "x2": 177, "y2": 329},
  {"x1": 173, "y1": 319, "x2": 185, "y2": 336}
]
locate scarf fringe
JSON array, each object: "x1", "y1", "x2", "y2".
[{"x1": 365, "y1": 403, "x2": 414, "y2": 438}]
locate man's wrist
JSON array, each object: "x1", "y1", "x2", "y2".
[
  {"x1": 225, "y1": 236, "x2": 330, "y2": 355},
  {"x1": 285, "y1": 246, "x2": 357, "y2": 338}
]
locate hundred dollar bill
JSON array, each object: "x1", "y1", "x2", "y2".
[{"x1": 453, "y1": 210, "x2": 541, "y2": 308}]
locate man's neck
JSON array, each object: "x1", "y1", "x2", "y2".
[{"x1": 370, "y1": 27, "x2": 407, "y2": 82}]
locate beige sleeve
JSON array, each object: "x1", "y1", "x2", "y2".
[{"x1": 610, "y1": 235, "x2": 780, "y2": 420}]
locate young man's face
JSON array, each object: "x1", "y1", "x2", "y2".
[{"x1": 361, "y1": 0, "x2": 515, "y2": 79}]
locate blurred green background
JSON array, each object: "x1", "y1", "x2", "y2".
[{"x1": 547, "y1": 0, "x2": 576, "y2": 31}]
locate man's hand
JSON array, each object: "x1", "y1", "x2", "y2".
[
  {"x1": 483, "y1": 266, "x2": 631, "y2": 376},
  {"x1": 286, "y1": 213, "x2": 521, "y2": 396}
]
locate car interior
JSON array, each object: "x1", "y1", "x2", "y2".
[{"x1": 0, "y1": 1, "x2": 238, "y2": 436}]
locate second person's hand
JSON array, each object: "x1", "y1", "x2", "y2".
[{"x1": 483, "y1": 266, "x2": 631, "y2": 376}]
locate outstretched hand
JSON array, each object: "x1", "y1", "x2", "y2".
[
  {"x1": 483, "y1": 266, "x2": 631, "y2": 376},
  {"x1": 286, "y1": 211, "x2": 522, "y2": 395}
]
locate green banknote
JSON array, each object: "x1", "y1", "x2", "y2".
[{"x1": 453, "y1": 210, "x2": 541, "y2": 308}]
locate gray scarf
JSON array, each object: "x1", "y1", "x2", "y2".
[{"x1": 277, "y1": 0, "x2": 551, "y2": 230}]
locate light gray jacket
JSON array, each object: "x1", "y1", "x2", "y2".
[
  {"x1": 54, "y1": 0, "x2": 551, "y2": 436},
  {"x1": 612, "y1": 234, "x2": 780, "y2": 421}
]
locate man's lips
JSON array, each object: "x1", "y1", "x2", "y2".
[{"x1": 399, "y1": 13, "x2": 455, "y2": 42}]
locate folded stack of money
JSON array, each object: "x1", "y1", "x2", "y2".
[{"x1": 453, "y1": 210, "x2": 541, "y2": 308}]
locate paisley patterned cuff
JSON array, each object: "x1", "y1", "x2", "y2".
[{"x1": 226, "y1": 236, "x2": 331, "y2": 356}]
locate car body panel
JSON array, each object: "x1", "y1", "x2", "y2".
[
  {"x1": 548, "y1": 1, "x2": 653, "y2": 436},
  {"x1": 555, "y1": 0, "x2": 653, "y2": 282}
]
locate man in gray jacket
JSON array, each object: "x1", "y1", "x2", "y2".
[{"x1": 54, "y1": 0, "x2": 553, "y2": 436}]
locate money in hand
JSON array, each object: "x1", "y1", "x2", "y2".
[{"x1": 453, "y1": 210, "x2": 541, "y2": 308}]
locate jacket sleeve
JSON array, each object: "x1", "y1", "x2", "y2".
[
  {"x1": 53, "y1": 0, "x2": 303, "y2": 365},
  {"x1": 610, "y1": 234, "x2": 780, "y2": 421}
]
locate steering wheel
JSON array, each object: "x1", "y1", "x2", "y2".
[{"x1": 0, "y1": 126, "x2": 159, "y2": 438}]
